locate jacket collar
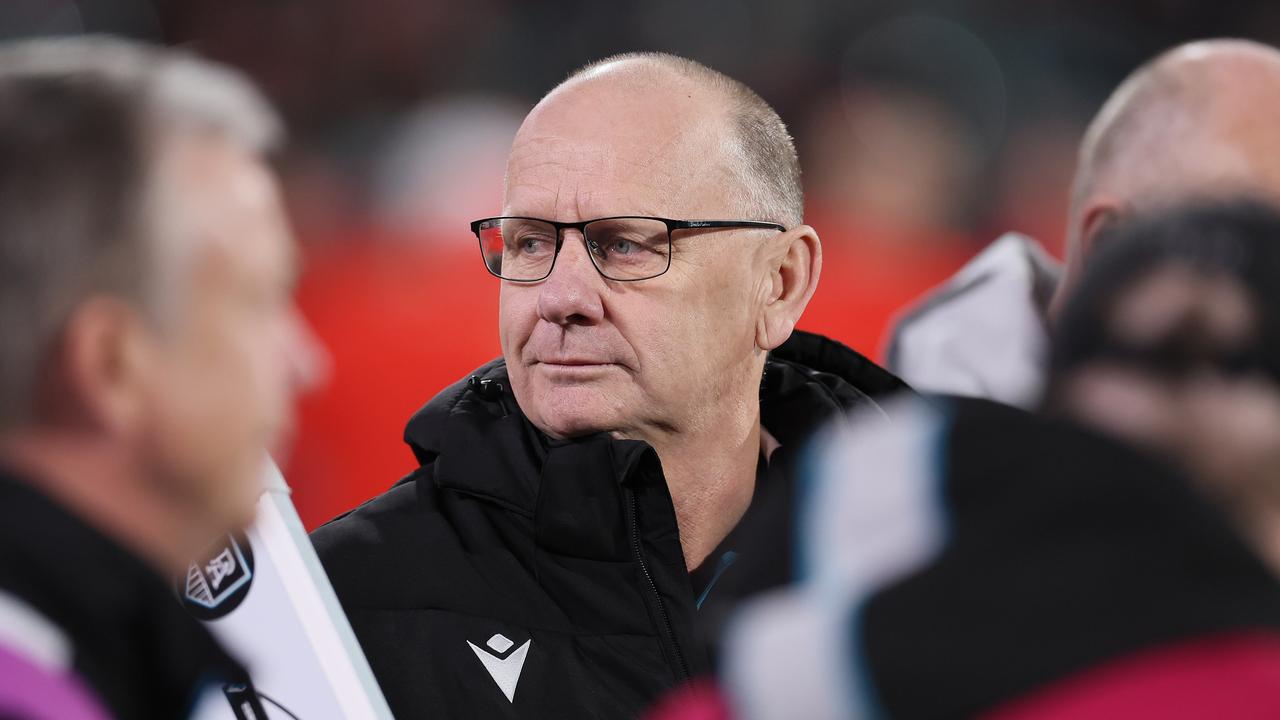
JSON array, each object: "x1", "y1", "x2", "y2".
[
  {"x1": 402, "y1": 330, "x2": 907, "y2": 510},
  {"x1": 0, "y1": 468, "x2": 246, "y2": 717}
]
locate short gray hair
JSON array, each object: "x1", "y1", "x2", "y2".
[
  {"x1": 566, "y1": 53, "x2": 804, "y2": 228},
  {"x1": 1071, "y1": 47, "x2": 1199, "y2": 214},
  {"x1": 0, "y1": 35, "x2": 282, "y2": 426}
]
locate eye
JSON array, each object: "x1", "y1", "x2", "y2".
[
  {"x1": 588, "y1": 235, "x2": 629, "y2": 257},
  {"x1": 583, "y1": 219, "x2": 670, "y2": 279},
  {"x1": 513, "y1": 233, "x2": 555, "y2": 255},
  {"x1": 591, "y1": 235, "x2": 646, "y2": 258}
]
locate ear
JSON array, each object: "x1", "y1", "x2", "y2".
[
  {"x1": 757, "y1": 225, "x2": 822, "y2": 351},
  {"x1": 1078, "y1": 199, "x2": 1123, "y2": 260},
  {"x1": 56, "y1": 297, "x2": 154, "y2": 436},
  {"x1": 1049, "y1": 198, "x2": 1125, "y2": 321}
]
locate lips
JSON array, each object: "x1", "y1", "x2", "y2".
[
  {"x1": 537, "y1": 358, "x2": 614, "y2": 366},
  {"x1": 529, "y1": 355, "x2": 630, "y2": 379},
  {"x1": 520, "y1": 327, "x2": 634, "y2": 374}
]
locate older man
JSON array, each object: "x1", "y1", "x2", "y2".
[
  {"x1": 313, "y1": 53, "x2": 905, "y2": 718},
  {"x1": 0, "y1": 38, "x2": 320, "y2": 718},
  {"x1": 888, "y1": 39, "x2": 1280, "y2": 408}
]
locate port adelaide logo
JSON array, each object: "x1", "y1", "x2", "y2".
[{"x1": 179, "y1": 532, "x2": 255, "y2": 620}]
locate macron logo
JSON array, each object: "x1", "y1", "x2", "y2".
[{"x1": 468, "y1": 633, "x2": 531, "y2": 703}]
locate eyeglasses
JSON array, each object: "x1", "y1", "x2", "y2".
[{"x1": 470, "y1": 215, "x2": 786, "y2": 282}]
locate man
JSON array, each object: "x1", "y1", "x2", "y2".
[
  {"x1": 676, "y1": 200, "x2": 1280, "y2": 720},
  {"x1": 887, "y1": 38, "x2": 1280, "y2": 408},
  {"x1": 1045, "y1": 200, "x2": 1280, "y2": 575},
  {"x1": 313, "y1": 53, "x2": 905, "y2": 718},
  {"x1": 0, "y1": 37, "x2": 321, "y2": 718}
]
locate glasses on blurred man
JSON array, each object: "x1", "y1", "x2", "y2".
[{"x1": 471, "y1": 216, "x2": 786, "y2": 282}]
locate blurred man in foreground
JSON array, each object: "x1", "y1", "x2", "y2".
[
  {"x1": 670, "y1": 200, "x2": 1280, "y2": 719},
  {"x1": 313, "y1": 52, "x2": 906, "y2": 718},
  {"x1": 1045, "y1": 201, "x2": 1280, "y2": 575},
  {"x1": 0, "y1": 37, "x2": 321, "y2": 718},
  {"x1": 888, "y1": 39, "x2": 1280, "y2": 408}
]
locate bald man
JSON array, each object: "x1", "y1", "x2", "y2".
[
  {"x1": 888, "y1": 38, "x2": 1280, "y2": 408},
  {"x1": 312, "y1": 53, "x2": 906, "y2": 718}
]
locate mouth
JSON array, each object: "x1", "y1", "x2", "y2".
[
  {"x1": 532, "y1": 359, "x2": 623, "y2": 377},
  {"x1": 538, "y1": 358, "x2": 616, "y2": 367}
]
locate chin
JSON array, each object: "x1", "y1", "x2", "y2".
[
  {"x1": 526, "y1": 384, "x2": 627, "y2": 440},
  {"x1": 211, "y1": 455, "x2": 267, "y2": 526}
]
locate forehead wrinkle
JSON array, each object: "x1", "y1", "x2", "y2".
[
  {"x1": 507, "y1": 138, "x2": 694, "y2": 219},
  {"x1": 619, "y1": 130, "x2": 728, "y2": 217},
  {"x1": 505, "y1": 136, "x2": 586, "y2": 217}
]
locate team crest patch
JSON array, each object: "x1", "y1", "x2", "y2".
[{"x1": 179, "y1": 532, "x2": 255, "y2": 620}]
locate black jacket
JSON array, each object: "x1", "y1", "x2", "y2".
[
  {"x1": 688, "y1": 396, "x2": 1280, "y2": 719},
  {"x1": 311, "y1": 331, "x2": 907, "y2": 719},
  {"x1": 0, "y1": 469, "x2": 248, "y2": 719},
  {"x1": 867, "y1": 397, "x2": 1280, "y2": 716}
]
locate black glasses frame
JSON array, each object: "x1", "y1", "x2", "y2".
[{"x1": 470, "y1": 215, "x2": 787, "y2": 282}]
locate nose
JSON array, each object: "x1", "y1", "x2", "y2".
[{"x1": 536, "y1": 231, "x2": 605, "y2": 326}]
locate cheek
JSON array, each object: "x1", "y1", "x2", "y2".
[
  {"x1": 498, "y1": 285, "x2": 538, "y2": 358},
  {"x1": 149, "y1": 308, "x2": 280, "y2": 467},
  {"x1": 1183, "y1": 381, "x2": 1280, "y2": 484},
  {"x1": 132, "y1": 352, "x2": 258, "y2": 529},
  {"x1": 198, "y1": 313, "x2": 271, "y2": 406},
  {"x1": 612, "y1": 290, "x2": 740, "y2": 396},
  {"x1": 498, "y1": 287, "x2": 539, "y2": 414},
  {"x1": 652, "y1": 274, "x2": 757, "y2": 364}
]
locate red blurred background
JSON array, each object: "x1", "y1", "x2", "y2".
[{"x1": 8, "y1": 0, "x2": 1277, "y2": 528}]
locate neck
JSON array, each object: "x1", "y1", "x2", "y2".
[
  {"x1": 0, "y1": 428, "x2": 200, "y2": 578},
  {"x1": 643, "y1": 396, "x2": 763, "y2": 572}
]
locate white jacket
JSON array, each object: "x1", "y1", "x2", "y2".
[{"x1": 885, "y1": 233, "x2": 1061, "y2": 409}]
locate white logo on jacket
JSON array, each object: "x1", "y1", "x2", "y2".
[{"x1": 468, "y1": 633, "x2": 531, "y2": 702}]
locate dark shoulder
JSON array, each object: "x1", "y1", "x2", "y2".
[
  {"x1": 312, "y1": 466, "x2": 425, "y2": 544},
  {"x1": 309, "y1": 465, "x2": 443, "y2": 607}
]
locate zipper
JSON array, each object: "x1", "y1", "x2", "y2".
[{"x1": 629, "y1": 489, "x2": 691, "y2": 681}]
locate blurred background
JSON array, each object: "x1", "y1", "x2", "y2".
[{"x1": 6, "y1": 0, "x2": 1280, "y2": 529}]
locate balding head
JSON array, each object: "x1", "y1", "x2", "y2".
[
  {"x1": 1056, "y1": 39, "x2": 1280, "y2": 316},
  {"x1": 510, "y1": 52, "x2": 803, "y2": 228}
]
